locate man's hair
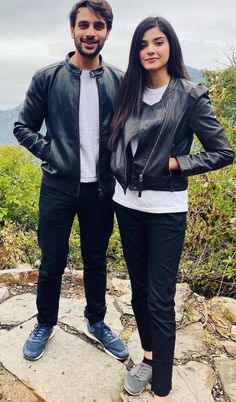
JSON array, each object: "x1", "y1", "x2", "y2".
[{"x1": 69, "y1": 0, "x2": 113, "y2": 30}]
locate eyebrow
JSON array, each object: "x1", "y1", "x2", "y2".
[
  {"x1": 77, "y1": 20, "x2": 105, "y2": 26},
  {"x1": 141, "y1": 36, "x2": 166, "y2": 42}
]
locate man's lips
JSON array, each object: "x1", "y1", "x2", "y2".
[{"x1": 81, "y1": 39, "x2": 98, "y2": 45}]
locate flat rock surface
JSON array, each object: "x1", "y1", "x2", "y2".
[
  {"x1": 231, "y1": 325, "x2": 236, "y2": 341},
  {"x1": 212, "y1": 297, "x2": 236, "y2": 324},
  {"x1": 169, "y1": 362, "x2": 216, "y2": 402},
  {"x1": 0, "y1": 280, "x2": 236, "y2": 402},
  {"x1": 175, "y1": 322, "x2": 207, "y2": 359},
  {"x1": 0, "y1": 293, "x2": 36, "y2": 325},
  {"x1": 59, "y1": 294, "x2": 123, "y2": 335},
  {"x1": 214, "y1": 357, "x2": 236, "y2": 402},
  {"x1": 0, "y1": 287, "x2": 9, "y2": 302},
  {"x1": 127, "y1": 330, "x2": 143, "y2": 365},
  {"x1": 116, "y1": 293, "x2": 133, "y2": 316},
  {"x1": 128, "y1": 322, "x2": 208, "y2": 364},
  {"x1": 0, "y1": 267, "x2": 38, "y2": 284},
  {"x1": 175, "y1": 283, "x2": 192, "y2": 323},
  {"x1": 0, "y1": 319, "x2": 126, "y2": 402},
  {"x1": 0, "y1": 362, "x2": 41, "y2": 402},
  {"x1": 112, "y1": 278, "x2": 131, "y2": 294}
]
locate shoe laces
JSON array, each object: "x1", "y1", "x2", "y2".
[
  {"x1": 131, "y1": 363, "x2": 151, "y2": 381},
  {"x1": 98, "y1": 322, "x2": 116, "y2": 342},
  {"x1": 31, "y1": 324, "x2": 49, "y2": 340}
]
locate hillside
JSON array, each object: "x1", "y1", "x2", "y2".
[{"x1": 0, "y1": 105, "x2": 21, "y2": 145}]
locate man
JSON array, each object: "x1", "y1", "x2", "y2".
[{"x1": 14, "y1": 0, "x2": 128, "y2": 362}]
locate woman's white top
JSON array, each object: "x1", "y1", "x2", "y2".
[{"x1": 113, "y1": 85, "x2": 188, "y2": 213}]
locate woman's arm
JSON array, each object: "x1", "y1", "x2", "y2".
[{"x1": 174, "y1": 85, "x2": 235, "y2": 176}]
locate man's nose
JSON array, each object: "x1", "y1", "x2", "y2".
[{"x1": 85, "y1": 25, "x2": 96, "y2": 37}]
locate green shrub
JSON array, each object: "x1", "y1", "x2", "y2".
[
  {"x1": 0, "y1": 145, "x2": 40, "y2": 228},
  {"x1": 179, "y1": 164, "x2": 236, "y2": 297}
]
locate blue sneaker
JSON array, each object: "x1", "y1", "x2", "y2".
[
  {"x1": 84, "y1": 320, "x2": 129, "y2": 360},
  {"x1": 23, "y1": 324, "x2": 55, "y2": 360}
]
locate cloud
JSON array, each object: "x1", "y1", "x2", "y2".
[{"x1": 0, "y1": 0, "x2": 235, "y2": 109}]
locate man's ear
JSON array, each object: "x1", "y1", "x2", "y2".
[
  {"x1": 70, "y1": 26, "x2": 75, "y2": 39},
  {"x1": 105, "y1": 30, "x2": 111, "y2": 41}
]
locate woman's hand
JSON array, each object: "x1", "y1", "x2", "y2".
[{"x1": 169, "y1": 157, "x2": 180, "y2": 171}]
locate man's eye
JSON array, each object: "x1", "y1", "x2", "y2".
[
  {"x1": 78, "y1": 22, "x2": 89, "y2": 29},
  {"x1": 94, "y1": 22, "x2": 105, "y2": 30}
]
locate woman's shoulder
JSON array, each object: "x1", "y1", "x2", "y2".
[{"x1": 175, "y1": 78, "x2": 208, "y2": 99}]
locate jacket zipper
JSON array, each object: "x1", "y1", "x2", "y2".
[
  {"x1": 76, "y1": 76, "x2": 81, "y2": 196},
  {"x1": 169, "y1": 168, "x2": 174, "y2": 192},
  {"x1": 138, "y1": 100, "x2": 172, "y2": 197},
  {"x1": 96, "y1": 76, "x2": 103, "y2": 198},
  {"x1": 123, "y1": 129, "x2": 140, "y2": 194}
]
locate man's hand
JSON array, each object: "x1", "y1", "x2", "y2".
[{"x1": 169, "y1": 157, "x2": 180, "y2": 171}]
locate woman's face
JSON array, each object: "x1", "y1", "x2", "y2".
[{"x1": 139, "y1": 27, "x2": 170, "y2": 74}]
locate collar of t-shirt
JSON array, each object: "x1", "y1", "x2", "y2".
[{"x1": 143, "y1": 84, "x2": 168, "y2": 105}]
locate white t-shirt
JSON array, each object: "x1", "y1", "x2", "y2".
[
  {"x1": 79, "y1": 70, "x2": 99, "y2": 182},
  {"x1": 113, "y1": 85, "x2": 188, "y2": 213}
]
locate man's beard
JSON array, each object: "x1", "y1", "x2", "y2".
[{"x1": 75, "y1": 39, "x2": 105, "y2": 59}]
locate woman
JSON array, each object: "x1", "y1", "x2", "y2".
[{"x1": 109, "y1": 16, "x2": 235, "y2": 401}]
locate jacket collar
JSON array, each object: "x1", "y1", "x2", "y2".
[
  {"x1": 65, "y1": 51, "x2": 105, "y2": 77},
  {"x1": 160, "y1": 76, "x2": 178, "y2": 99}
]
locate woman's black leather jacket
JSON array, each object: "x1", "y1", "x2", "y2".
[
  {"x1": 14, "y1": 52, "x2": 123, "y2": 196},
  {"x1": 111, "y1": 78, "x2": 235, "y2": 196}
]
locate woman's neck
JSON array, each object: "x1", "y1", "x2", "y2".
[{"x1": 146, "y1": 70, "x2": 171, "y2": 89}]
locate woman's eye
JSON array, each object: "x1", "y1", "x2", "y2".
[
  {"x1": 140, "y1": 43, "x2": 147, "y2": 49},
  {"x1": 155, "y1": 41, "x2": 164, "y2": 46}
]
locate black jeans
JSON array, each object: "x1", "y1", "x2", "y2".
[
  {"x1": 114, "y1": 202, "x2": 186, "y2": 397},
  {"x1": 36, "y1": 183, "x2": 113, "y2": 326}
]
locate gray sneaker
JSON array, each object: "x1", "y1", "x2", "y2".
[{"x1": 124, "y1": 362, "x2": 152, "y2": 395}]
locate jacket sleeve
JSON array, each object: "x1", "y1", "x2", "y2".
[
  {"x1": 13, "y1": 72, "x2": 50, "y2": 161},
  {"x1": 176, "y1": 84, "x2": 235, "y2": 176}
]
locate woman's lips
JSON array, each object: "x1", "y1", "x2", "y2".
[{"x1": 145, "y1": 58, "x2": 159, "y2": 62}]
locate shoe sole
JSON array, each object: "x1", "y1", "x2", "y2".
[
  {"x1": 84, "y1": 325, "x2": 129, "y2": 361},
  {"x1": 124, "y1": 376, "x2": 152, "y2": 396},
  {"x1": 124, "y1": 379, "x2": 146, "y2": 396},
  {"x1": 23, "y1": 327, "x2": 56, "y2": 361}
]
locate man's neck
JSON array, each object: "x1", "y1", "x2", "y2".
[{"x1": 70, "y1": 51, "x2": 100, "y2": 71}]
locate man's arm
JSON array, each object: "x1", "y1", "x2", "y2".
[{"x1": 13, "y1": 72, "x2": 50, "y2": 161}]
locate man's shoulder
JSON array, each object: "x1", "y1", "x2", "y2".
[
  {"x1": 33, "y1": 59, "x2": 66, "y2": 79},
  {"x1": 103, "y1": 62, "x2": 124, "y2": 78}
]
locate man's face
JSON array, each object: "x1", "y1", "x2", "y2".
[{"x1": 71, "y1": 7, "x2": 109, "y2": 59}]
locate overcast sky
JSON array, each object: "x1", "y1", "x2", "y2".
[{"x1": 0, "y1": 0, "x2": 235, "y2": 110}]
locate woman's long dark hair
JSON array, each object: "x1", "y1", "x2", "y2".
[{"x1": 109, "y1": 16, "x2": 189, "y2": 150}]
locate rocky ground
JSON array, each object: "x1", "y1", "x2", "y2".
[{"x1": 0, "y1": 264, "x2": 236, "y2": 402}]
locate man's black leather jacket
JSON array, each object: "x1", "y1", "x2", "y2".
[
  {"x1": 111, "y1": 78, "x2": 235, "y2": 196},
  {"x1": 14, "y1": 52, "x2": 123, "y2": 196}
]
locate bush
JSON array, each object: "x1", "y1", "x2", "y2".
[
  {"x1": 0, "y1": 145, "x2": 40, "y2": 228},
  {"x1": 179, "y1": 164, "x2": 236, "y2": 297}
]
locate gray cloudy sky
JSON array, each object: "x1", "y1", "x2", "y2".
[{"x1": 0, "y1": 0, "x2": 235, "y2": 109}]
